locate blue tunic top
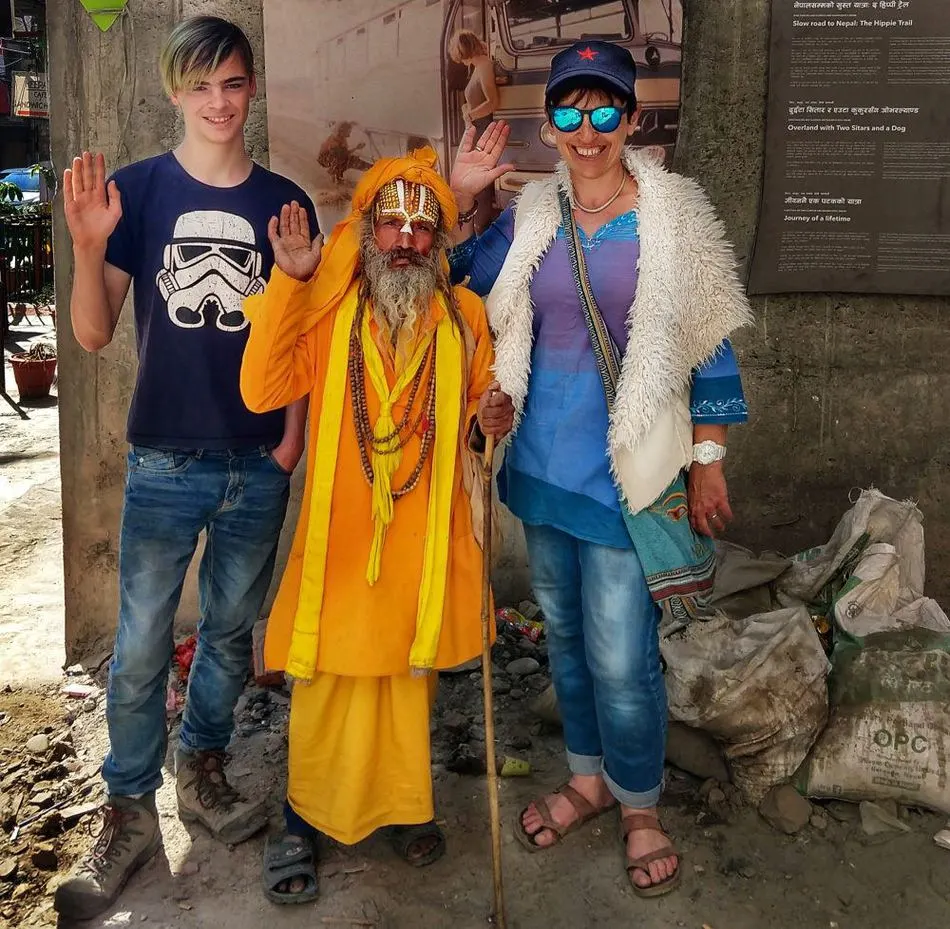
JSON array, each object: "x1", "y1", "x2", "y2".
[{"x1": 450, "y1": 205, "x2": 748, "y2": 549}]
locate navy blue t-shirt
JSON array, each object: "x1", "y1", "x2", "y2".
[{"x1": 105, "y1": 152, "x2": 318, "y2": 450}]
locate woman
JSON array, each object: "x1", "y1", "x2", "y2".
[
  {"x1": 448, "y1": 41, "x2": 752, "y2": 897},
  {"x1": 448, "y1": 29, "x2": 500, "y2": 233}
]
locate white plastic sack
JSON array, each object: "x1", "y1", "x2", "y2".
[
  {"x1": 778, "y1": 489, "x2": 924, "y2": 606},
  {"x1": 834, "y1": 539, "x2": 950, "y2": 636},
  {"x1": 891, "y1": 598, "x2": 950, "y2": 634},
  {"x1": 833, "y1": 542, "x2": 902, "y2": 637},
  {"x1": 662, "y1": 606, "x2": 830, "y2": 804},
  {"x1": 819, "y1": 495, "x2": 950, "y2": 637}
]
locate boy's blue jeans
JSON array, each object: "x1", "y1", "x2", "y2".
[{"x1": 102, "y1": 446, "x2": 290, "y2": 798}]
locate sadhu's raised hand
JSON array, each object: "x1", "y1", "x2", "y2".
[
  {"x1": 268, "y1": 201, "x2": 323, "y2": 282},
  {"x1": 449, "y1": 121, "x2": 515, "y2": 203},
  {"x1": 64, "y1": 152, "x2": 123, "y2": 251}
]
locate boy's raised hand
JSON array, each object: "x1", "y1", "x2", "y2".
[{"x1": 64, "y1": 152, "x2": 123, "y2": 251}]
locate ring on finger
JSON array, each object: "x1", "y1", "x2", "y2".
[{"x1": 709, "y1": 512, "x2": 721, "y2": 521}]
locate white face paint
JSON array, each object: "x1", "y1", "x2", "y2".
[
  {"x1": 156, "y1": 210, "x2": 265, "y2": 332},
  {"x1": 374, "y1": 179, "x2": 440, "y2": 235}
]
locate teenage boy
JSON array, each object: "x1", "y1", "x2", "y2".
[{"x1": 54, "y1": 16, "x2": 320, "y2": 920}]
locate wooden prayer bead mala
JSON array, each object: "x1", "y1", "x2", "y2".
[{"x1": 348, "y1": 298, "x2": 438, "y2": 499}]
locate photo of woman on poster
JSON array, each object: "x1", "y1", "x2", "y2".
[
  {"x1": 449, "y1": 29, "x2": 500, "y2": 128},
  {"x1": 449, "y1": 28, "x2": 501, "y2": 232}
]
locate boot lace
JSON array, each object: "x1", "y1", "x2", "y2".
[
  {"x1": 80, "y1": 804, "x2": 139, "y2": 879},
  {"x1": 187, "y1": 750, "x2": 243, "y2": 811}
]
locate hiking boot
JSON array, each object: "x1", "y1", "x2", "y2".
[
  {"x1": 53, "y1": 794, "x2": 161, "y2": 920},
  {"x1": 176, "y1": 749, "x2": 268, "y2": 844}
]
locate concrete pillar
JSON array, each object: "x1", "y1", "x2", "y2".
[{"x1": 49, "y1": 1, "x2": 273, "y2": 661}]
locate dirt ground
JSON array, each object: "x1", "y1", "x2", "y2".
[
  {"x1": 2, "y1": 319, "x2": 950, "y2": 929},
  {"x1": 0, "y1": 314, "x2": 65, "y2": 686}
]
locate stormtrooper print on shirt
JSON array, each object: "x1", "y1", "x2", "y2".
[
  {"x1": 156, "y1": 210, "x2": 266, "y2": 332},
  {"x1": 105, "y1": 152, "x2": 318, "y2": 450}
]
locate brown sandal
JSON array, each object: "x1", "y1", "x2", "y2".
[
  {"x1": 621, "y1": 814, "x2": 681, "y2": 898},
  {"x1": 515, "y1": 783, "x2": 617, "y2": 852}
]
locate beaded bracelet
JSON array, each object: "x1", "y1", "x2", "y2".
[{"x1": 457, "y1": 203, "x2": 479, "y2": 227}]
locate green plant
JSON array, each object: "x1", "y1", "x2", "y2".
[
  {"x1": 0, "y1": 179, "x2": 43, "y2": 220},
  {"x1": 32, "y1": 282, "x2": 56, "y2": 306},
  {"x1": 0, "y1": 170, "x2": 53, "y2": 218},
  {"x1": 0, "y1": 210, "x2": 54, "y2": 300},
  {"x1": 24, "y1": 341, "x2": 56, "y2": 360},
  {"x1": 0, "y1": 180, "x2": 23, "y2": 206},
  {"x1": 29, "y1": 164, "x2": 55, "y2": 189}
]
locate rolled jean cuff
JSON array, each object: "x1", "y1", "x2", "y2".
[
  {"x1": 603, "y1": 769, "x2": 662, "y2": 809},
  {"x1": 176, "y1": 736, "x2": 231, "y2": 761},
  {"x1": 566, "y1": 749, "x2": 604, "y2": 777}
]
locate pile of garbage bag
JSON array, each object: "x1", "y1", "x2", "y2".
[{"x1": 663, "y1": 489, "x2": 950, "y2": 812}]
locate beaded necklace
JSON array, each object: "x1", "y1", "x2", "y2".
[{"x1": 348, "y1": 297, "x2": 438, "y2": 499}]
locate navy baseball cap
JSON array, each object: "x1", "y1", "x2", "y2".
[{"x1": 545, "y1": 41, "x2": 637, "y2": 104}]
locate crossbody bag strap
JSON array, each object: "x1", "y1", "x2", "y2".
[
  {"x1": 558, "y1": 194, "x2": 713, "y2": 621},
  {"x1": 557, "y1": 189, "x2": 622, "y2": 407}
]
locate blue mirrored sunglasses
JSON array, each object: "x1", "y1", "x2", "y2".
[{"x1": 550, "y1": 105, "x2": 624, "y2": 134}]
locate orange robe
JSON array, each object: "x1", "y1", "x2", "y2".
[{"x1": 241, "y1": 266, "x2": 494, "y2": 841}]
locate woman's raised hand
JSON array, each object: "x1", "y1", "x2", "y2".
[{"x1": 449, "y1": 121, "x2": 515, "y2": 204}]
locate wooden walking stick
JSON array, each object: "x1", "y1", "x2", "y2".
[{"x1": 479, "y1": 433, "x2": 506, "y2": 927}]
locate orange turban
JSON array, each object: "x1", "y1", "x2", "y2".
[{"x1": 307, "y1": 147, "x2": 457, "y2": 322}]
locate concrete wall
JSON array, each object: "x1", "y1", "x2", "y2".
[
  {"x1": 52, "y1": 0, "x2": 950, "y2": 660},
  {"x1": 677, "y1": 0, "x2": 950, "y2": 604}
]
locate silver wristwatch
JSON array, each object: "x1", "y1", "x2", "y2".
[{"x1": 692, "y1": 440, "x2": 727, "y2": 465}]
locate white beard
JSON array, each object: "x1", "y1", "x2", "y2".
[
  {"x1": 360, "y1": 230, "x2": 440, "y2": 356},
  {"x1": 367, "y1": 262, "x2": 435, "y2": 345}
]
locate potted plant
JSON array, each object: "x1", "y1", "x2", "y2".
[
  {"x1": 31, "y1": 282, "x2": 56, "y2": 326},
  {"x1": 11, "y1": 341, "x2": 57, "y2": 400}
]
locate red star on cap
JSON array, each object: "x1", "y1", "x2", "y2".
[{"x1": 577, "y1": 47, "x2": 598, "y2": 61}]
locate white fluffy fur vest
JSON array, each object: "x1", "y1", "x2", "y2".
[{"x1": 485, "y1": 147, "x2": 754, "y2": 512}]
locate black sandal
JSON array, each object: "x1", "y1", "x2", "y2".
[
  {"x1": 262, "y1": 832, "x2": 319, "y2": 905},
  {"x1": 385, "y1": 821, "x2": 446, "y2": 868}
]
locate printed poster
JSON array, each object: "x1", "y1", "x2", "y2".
[
  {"x1": 264, "y1": 0, "x2": 684, "y2": 233},
  {"x1": 749, "y1": 0, "x2": 950, "y2": 295}
]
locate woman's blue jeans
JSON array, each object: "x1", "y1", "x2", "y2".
[{"x1": 524, "y1": 522, "x2": 666, "y2": 808}]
